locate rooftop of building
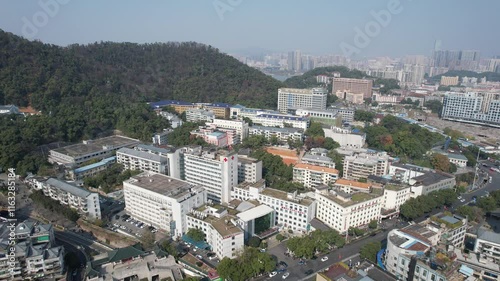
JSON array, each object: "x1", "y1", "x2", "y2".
[
  {"x1": 125, "y1": 172, "x2": 200, "y2": 199},
  {"x1": 188, "y1": 212, "x2": 243, "y2": 237},
  {"x1": 182, "y1": 146, "x2": 235, "y2": 159},
  {"x1": 320, "y1": 189, "x2": 383, "y2": 207},
  {"x1": 260, "y1": 188, "x2": 314, "y2": 206},
  {"x1": 237, "y1": 155, "x2": 260, "y2": 164},
  {"x1": 46, "y1": 178, "x2": 91, "y2": 198},
  {"x1": 384, "y1": 184, "x2": 409, "y2": 191},
  {"x1": 278, "y1": 87, "x2": 328, "y2": 94},
  {"x1": 293, "y1": 163, "x2": 339, "y2": 174},
  {"x1": 429, "y1": 213, "x2": 465, "y2": 229},
  {"x1": 477, "y1": 228, "x2": 500, "y2": 244},
  {"x1": 136, "y1": 143, "x2": 174, "y2": 154},
  {"x1": 412, "y1": 170, "x2": 455, "y2": 186},
  {"x1": 400, "y1": 224, "x2": 437, "y2": 244},
  {"x1": 235, "y1": 179, "x2": 266, "y2": 191},
  {"x1": 51, "y1": 135, "x2": 141, "y2": 157},
  {"x1": 117, "y1": 147, "x2": 167, "y2": 162},
  {"x1": 250, "y1": 125, "x2": 303, "y2": 133},
  {"x1": 237, "y1": 204, "x2": 274, "y2": 222},
  {"x1": 334, "y1": 178, "x2": 371, "y2": 189},
  {"x1": 301, "y1": 153, "x2": 334, "y2": 163},
  {"x1": 206, "y1": 102, "x2": 232, "y2": 108},
  {"x1": 74, "y1": 156, "x2": 116, "y2": 174},
  {"x1": 256, "y1": 113, "x2": 309, "y2": 121},
  {"x1": 390, "y1": 162, "x2": 429, "y2": 172}
]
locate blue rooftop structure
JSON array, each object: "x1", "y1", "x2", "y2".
[
  {"x1": 149, "y1": 100, "x2": 193, "y2": 108},
  {"x1": 181, "y1": 234, "x2": 211, "y2": 250},
  {"x1": 210, "y1": 131, "x2": 226, "y2": 137},
  {"x1": 74, "y1": 156, "x2": 116, "y2": 174}
]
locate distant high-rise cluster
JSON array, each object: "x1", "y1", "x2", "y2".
[{"x1": 287, "y1": 50, "x2": 315, "y2": 72}]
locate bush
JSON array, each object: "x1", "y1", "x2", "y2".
[
  {"x1": 29, "y1": 190, "x2": 80, "y2": 222},
  {"x1": 196, "y1": 261, "x2": 203, "y2": 267},
  {"x1": 248, "y1": 236, "x2": 261, "y2": 248},
  {"x1": 288, "y1": 229, "x2": 293, "y2": 234},
  {"x1": 276, "y1": 234, "x2": 285, "y2": 242},
  {"x1": 368, "y1": 220, "x2": 377, "y2": 229}
]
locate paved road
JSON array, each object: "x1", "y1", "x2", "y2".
[
  {"x1": 55, "y1": 231, "x2": 113, "y2": 253},
  {"x1": 56, "y1": 236, "x2": 87, "y2": 281},
  {"x1": 264, "y1": 219, "x2": 399, "y2": 281}
]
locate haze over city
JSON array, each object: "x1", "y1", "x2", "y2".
[{"x1": 1, "y1": 0, "x2": 499, "y2": 57}]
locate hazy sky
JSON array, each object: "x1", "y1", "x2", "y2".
[{"x1": 1, "y1": 0, "x2": 499, "y2": 58}]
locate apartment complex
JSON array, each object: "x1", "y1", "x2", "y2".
[
  {"x1": 0, "y1": 220, "x2": 65, "y2": 281},
  {"x1": 475, "y1": 229, "x2": 500, "y2": 266},
  {"x1": 324, "y1": 127, "x2": 366, "y2": 148},
  {"x1": 333, "y1": 78, "x2": 373, "y2": 99},
  {"x1": 43, "y1": 178, "x2": 101, "y2": 219},
  {"x1": 181, "y1": 147, "x2": 238, "y2": 204},
  {"x1": 186, "y1": 108, "x2": 215, "y2": 123},
  {"x1": 210, "y1": 119, "x2": 249, "y2": 140},
  {"x1": 117, "y1": 147, "x2": 168, "y2": 174},
  {"x1": 232, "y1": 180, "x2": 317, "y2": 233},
  {"x1": 301, "y1": 148, "x2": 335, "y2": 169},
  {"x1": 68, "y1": 156, "x2": 116, "y2": 181},
  {"x1": 442, "y1": 92, "x2": 500, "y2": 127},
  {"x1": 237, "y1": 155, "x2": 262, "y2": 184},
  {"x1": 157, "y1": 111, "x2": 183, "y2": 128},
  {"x1": 48, "y1": 135, "x2": 141, "y2": 166},
  {"x1": 251, "y1": 114, "x2": 310, "y2": 130},
  {"x1": 388, "y1": 163, "x2": 429, "y2": 184},
  {"x1": 152, "y1": 130, "x2": 172, "y2": 146},
  {"x1": 343, "y1": 152, "x2": 390, "y2": 180},
  {"x1": 315, "y1": 187, "x2": 383, "y2": 233},
  {"x1": 248, "y1": 126, "x2": 304, "y2": 143},
  {"x1": 277, "y1": 88, "x2": 328, "y2": 114},
  {"x1": 381, "y1": 184, "x2": 411, "y2": 218},
  {"x1": 190, "y1": 128, "x2": 230, "y2": 147},
  {"x1": 440, "y1": 76, "x2": 459, "y2": 86},
  {"x1": 123, "y1": 172, "x2": 207, "y2": 238},
  {"x1": 292, "y1": 163, "x2": 339, "y2": 189}
]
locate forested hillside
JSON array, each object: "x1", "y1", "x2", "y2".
[{"x1": 0, "y1": 29, "x2": 283, "y2": 175}]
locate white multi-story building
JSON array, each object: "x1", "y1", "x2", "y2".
[
  {"x1": 157, "y1": 111, "x2": 183, "y2": 128},
  {"x1": 123, "y1": 172, "x2": 207, "y2": 238},
  {"x1": 389, "y1": 163, "x2": 429, "y2": 184},
  {"x1": 301, "y1": 148, "x2": 335, "y2": 169},
  {"x1": 292, "y1": 163, "x2": 339, "y2": 189},
  {"x1": 117, "y1": 147, "x2": 168, "y2": 174},
  {"x1": 409, "y1": 171, "x2": 456, "y2": 197},
  {"x1": 0, "y1": 220, "x2": 65, "y2": 281},
  {"x1": 475, "y1": 228, "x2": 500, "y2": 265},
  {"x1": 152, "y1": 129, "x2": 172, "y2": 146},
  {"x1": 210, "y1": 119, "x2": 249, "y2": 140},
  {"x1": 277, "y1": 88, "x2": 328, "y2": 114},
  {"x1": 237, "y1": 155, "x2": 262, "y2": 184},
  {"x1": 186, "y1": 206, "x2": 244, "y2": 259},
  {"x1": 294, "y1": 108, "x2": 339, "y2": 120},
  {"x1": 68, "y1": 156, "x2": 116, "y2": 181},
  {"x1": 324, "y1": 127, "x2": 366, "y2": 148},
  {"x1": 251, "y1": 114, "x2": 310, "y2": 130},
  {"x1": 315, "y1": 188, "x2": 383, "y2": 233},
  {"x1": 186, "y1": 108, "x2": 215, "y2": 123},
  {"x1": 43, "y1": 178, "x2": 101, "y2": 219},
  {"x1": 48, "y1": 135, "x2": 141, "y2": 166},
  {"x1": 181, "y1": 147, "x2": 238, "y2": 204},
  {"x1": 442, "y1": 92, "x2": 500, "y2": 127},
  {"x1": 381, "y1": 184, "x2": 411, "y2": 218},
  {"x1": 248, "y1": 126, "x2": 304, "y2": 143},
  {"x1": 343, "y1": 152, "x2": 390, "y2": 180},
  {"x1": 135, "y1": 144, "x2": 182, "y2": 178},
  {"x1": 232, "y1": 180, "x2": 316, "y2": 233}
]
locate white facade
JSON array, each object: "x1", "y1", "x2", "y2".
[
  {"x1": 475, "y1": 229, "x2": 500, "y2": 265},
  {"x1": 292, "y1": 164, "x2": 339, "y2": 189},
  {"x1": 186, "y1": 108, "x2": 215, "y2": 123},
  {"x1": 388, "y1": 163, "x2": 428, "y2": 184},
  {"x1": 237, "y1": 155, "x2": 262, "y2": 184},
  {"x1": 181, "y1": 147, "x2": 238, "y2": 204},
  {"x1": 251, "y1": 114, "x2": 309, "y2": 130},
  {"x1": 382, "y1": 186, "x2": 411, "y2": 213},
  {"x1": 343, "y1": 152, "x2": 390, "y2": 180},
  {"x1": 409, "y1": 171, "x2": 456, "y2": 197},
  {"x1": 210, "y1": 119, "x2": 249, "y2": 140},
  {"x1": 117, "y1": 147, "x2": 168, "y2": 174},
  {"x1": 248, "y1": 126, "x2": 304, "y2": 142},
  {"x1": 44, "y1": 178, "x2": 101, "y2": 219},
  {"x1": 123, "y1": 172, "x2": 206, "y2": 238},
  {"x1": 232, "y1": 181, "x2": 316, "y2": 233},
  {"x1": 442, "y1": 92, "x2": 500, "y2": 127},
  {"x1": 187, "y1": 207, "x2": 244, "y2": 259},
  {"x1": 315, "y1": 189, "x2": 383, "y2": 233},
  {"x1": 324, "y1": 127, "x2": 366, "y2": 148},
  {"x1": 152, "y1": 130, "x2": 172, "y2": 146},
  {"x1": 277, "y1": 88, "x2": 328, "y2": 114}
]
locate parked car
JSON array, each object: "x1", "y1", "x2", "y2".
[
  {"x1": 321, "y1": 256, "x2": 329, "y2": 262},
  {"x1": 196, "y1": 254, "x2": 203, "y2": 259},
  {"x1": 305, "y1": 269, "x2": 314, "y2": 275},
  {"x1": 282, "y1": 272, "x2": 290, "y2": 279},
  {"x1": 269, "y1": 271, "x2": 277, "y2": 277}
]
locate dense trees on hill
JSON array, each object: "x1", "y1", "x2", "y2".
[
  {"x1": 364, "y1": 115, "x2": 444, "y2": 160},
  {"x1": 0, "y1": 29, "x2": 282, "y2": 174}
]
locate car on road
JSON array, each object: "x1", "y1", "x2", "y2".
[
  {"x1": 282, "y1": 272, "x2": 290, "y2": 279},
  {"x1": 298, "y1": 259, "x2": 305, "y2": 265},
  {"x1": 321, "y1": 256, "x2": 329, "y2": 262},
  {"x1": 457, "y1": 196, "x2": 462, "y2": 200},
  {"x1": 269, "y1": 271, "x2": 277, "y2": 277},
  {"x1": 196, "y1": 254, "x2": 203, "y2": 259},
  {"x1": 305, "y1": 269, "x2": 314, "y2": 275},
  {"x1": 460, "y1": 199, "x2": 465, "y2": 203}
]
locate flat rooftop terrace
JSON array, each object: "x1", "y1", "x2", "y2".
[
  {"x1": 51, "y1": 135, "x2": 140, "y2": 157},
  {"x1": 126, "y1": 172, "x2": 196, "y2": 199},
  {"x1": 260, "y1": 188, "x2": 314, "y2": 206}
]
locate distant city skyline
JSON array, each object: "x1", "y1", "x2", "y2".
[{"x1": 0, "y1": 0, "x2": 499, "y2": 58}]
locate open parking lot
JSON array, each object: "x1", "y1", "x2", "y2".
[{"x1": 105, "y1": 210, "x2": 159, "y2": 240}]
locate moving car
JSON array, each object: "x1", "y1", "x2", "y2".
[
  {"x1": 305, "y1": 269, "x2": 314, "y2": 275},
  {"x1": 321, "y1": 256, "x2": 329, "y2": 262}
]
